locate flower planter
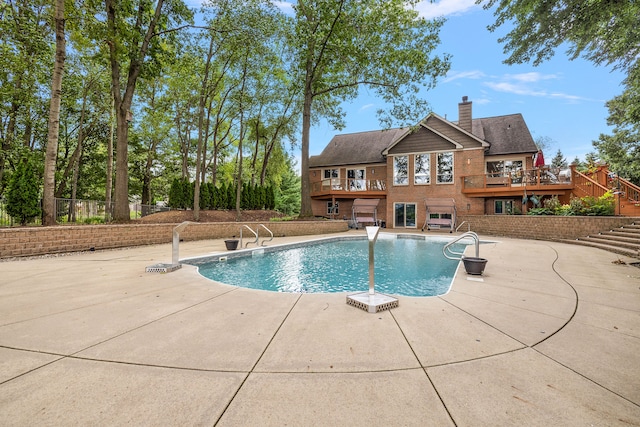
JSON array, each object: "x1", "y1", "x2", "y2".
[
  {"x1": 462, "y1": 256, "x2": 488, "y2": 275},
  {"x1": 224, "y1": 239, "x2": 239, "y2": 251}
]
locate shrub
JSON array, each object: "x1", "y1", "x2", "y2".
[{"x1": 6, "y1": 156, "x2": 41, "y2": 225}]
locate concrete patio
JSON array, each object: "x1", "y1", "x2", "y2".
[{"x1": 0, "y1": 230, "x2": 639, "y2": 426}]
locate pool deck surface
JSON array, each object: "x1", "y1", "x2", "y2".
[{"x1": 1, "y1": 230, "x2": 639, "y2": 426}]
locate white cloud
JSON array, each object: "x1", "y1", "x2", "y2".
[
  {"x1": 484, "y1": 82, "x2": 548, "y2": 97},
  {"x1": 505, "y1": 72, "x2": 559, "y2": 83},
  {"x1": 484, "y1": 80, "x2": 589, "y2": 102},
  {"x1": 359, "y1": 103, "x2": 376, "y2": 112},
  {"x1": 443, "y1": 70, "x2": 486, "y2": 83},
  {"x1": 414, "y1": 0, "x2": 479, "y2": 19}
]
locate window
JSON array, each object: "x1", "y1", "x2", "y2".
[
  {"x1": 437, "y1": 152, "x2": 453, "y2": 184},
  {"x1": 347, "y1": 169, "x2": 366, "y2": 191},
  {"x1": 393, "y1": 156, "x2": 408, "y2": 185},
  {"x1": 326, "y1": 201, "x2": 339, "y2": 215},
  {"x1": 414, "y1": 154, "x2": 430, "y2": 185},
  {"x1": 323, "y1": 169, "x2": 340, "y2": 190},
  {"x1": 494, "y1": 200, "x2": 513, "y2": 214},
  {"x1": 394, "y1": 203, "x2": 416, "y2": 228},
  {"x1": 486, "y1": 160, "x2": 523, "y2": 176}
]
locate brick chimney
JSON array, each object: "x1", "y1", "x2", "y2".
[{"x1": 458, "y1": 96, "x2": 472, "y2": 133}]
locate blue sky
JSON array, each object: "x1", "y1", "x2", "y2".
[
  {"x1": 189, "y1": 0, "x2": 625, "y2": 164},
  {"x1": 303, "y1": 0, "x2": 624, "y2": 163}
]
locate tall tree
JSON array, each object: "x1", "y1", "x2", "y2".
[
  {"x1": 291, "y1": 0, "x2": 450, "y2": 217},
  {"x1": 42, "y1": 0, "x2": 66, "y2": 226},
  {"x1": 482, "y1": 0, "x2": 640, "y2": 184},
  {"x1": 0, "y1": 0, "x2": 52, "y2": 192},
  {"x1": 593, "y1": 67, "x2": 640, "y2": 185},
  {"x1": 104, "y1": 0, "x2": 191, "y2": 221}
]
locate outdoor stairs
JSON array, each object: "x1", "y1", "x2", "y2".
[{"x1": 564, "y1": 222, "x2": 640, "y2": 259}]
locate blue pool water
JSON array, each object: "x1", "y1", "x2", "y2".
[{"x1": 187, "y1": 235, "x2": 467, "y2": 297}]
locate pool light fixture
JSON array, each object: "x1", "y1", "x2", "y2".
[
  {"x1": 146, "y1": 221, "x2": 192, "y2": 273},
  {"x1": 346, "y1": 226, "x2": 399, "y2": 313}
]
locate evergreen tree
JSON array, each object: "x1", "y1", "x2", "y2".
[
  {"x1": 6, "y1": 156, "x2": 42, "y2": 225},
  {"x1": 168, "y1": 178, "x2": 182, "y2": 209},
  {"x1": 551, "y1": 149, "x2": 568, "y2": 169},
  {"x1": 200, "y1": 181, "x2": 210, "y2": 210},
  {"x1": 226, "y1": 183, "x2": 236, "y2": 209}
]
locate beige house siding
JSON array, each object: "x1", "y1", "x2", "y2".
[{"x1": 385, "y1": 148, "x2": 486, "y2": 228}]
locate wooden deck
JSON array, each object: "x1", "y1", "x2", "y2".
[{"x1": 461, "y1": 168, "x2": 574, "y2": 197}]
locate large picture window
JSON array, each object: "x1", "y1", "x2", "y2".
[
  {"x1": 414, "y1": 154, "x2": 430, "y2": 185},
  {"x1": 437, "y1": 152, "x2": 453, "y2": 183},
  {"x1": 393, "y1": 156, "x2": 408, "y2": 185}
]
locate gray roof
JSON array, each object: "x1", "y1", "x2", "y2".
[
  {"x1": 471, "y1": 114, "x2": 538, "y2": 155},
  {"x1": 310, "y1": 112, "x2": 537, "y2": 167},
  {"x1": 309, "y1": 127, "x2": 408, "y2": 167}
]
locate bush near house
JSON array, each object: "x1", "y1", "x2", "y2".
[{"x1": 527, "y1": 192, "x2": 615, "y2": 216}]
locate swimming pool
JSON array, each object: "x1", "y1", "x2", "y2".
[{"x1": 184, "y1": 234, "x2": 468, "y2": 297}]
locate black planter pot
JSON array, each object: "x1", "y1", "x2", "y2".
[
  {"x1": 224, "y1": 239, "x2": 239, "y2": 251},
  {"x1": 462, "y1": 256, "x2": 488, "y2": 275}
]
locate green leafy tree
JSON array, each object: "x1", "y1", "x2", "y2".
[
  {"x1": 482, "y1": 0, "x2": 640, "y2": 184},
  {"x1": 593, "y1": 70, "x2": 640, "y2": 185},
  {"x1": 6, "y1": 156, "x2": 41, "y2": 225},
  {"x1": 103, "y1": 0, "x2": 192, "y2": 221},
  {"x1": 292, "y1": 0, "x2": 450, "y2": 216},
  {"x1": 482, "y1": 0, "x2": 639, "y2": 72}
]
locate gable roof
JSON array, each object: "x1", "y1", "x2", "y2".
[
  {"x1": 471, "y1": 114, "x2": 537, "y2": 155},
  {"x1": 383, "y1": 113, "x2": 489, "y2": 155},
  {"x1": 309, "y1": 111, "x2": 538, "y2": 167},
  {"x1": 309, "y1": 127, "x2": 408, "y2": 167}
]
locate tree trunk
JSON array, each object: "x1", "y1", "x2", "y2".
[
  {"x1": 42, "y1": 0, "x2": 66, "y2": 226},
  {"x1": 106, "y1": 0, "x2": 165, "y2": 221},
  {"x1": 299, "y1": 85, "x2": 313, "y2": 217},
  {"x1": 105, "y1": 98, "x2": 114, "y2": 220},
  {"x1": 194, "y1": 38, "x2": 215, "y2": 221}
]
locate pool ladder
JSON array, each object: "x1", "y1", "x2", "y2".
[
  {"x1": 443, "y1": 231, "x2": 479, "y2": 260},
  {"x1": 240, "y1": 224, "x2": 274, "y2": 248}
]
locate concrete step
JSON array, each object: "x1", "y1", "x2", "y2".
[
  {"x1": 619, "y1": 223, "x2": 640, "y2": 230},
  {"x1": 562, "y1": 239, "x2": 639, "y2": 258},
  {"x1": 600, "y1": 231, "x2": 640, "y2": 241},
  {"x1": 578, "y1": 235, "x2": 640, "y2": 251}
]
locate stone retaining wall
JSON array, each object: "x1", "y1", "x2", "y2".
[
  {"x1": 2, "y1": 216, "x2": 639, "y2": 259},
  {"x1": 456, "y1": 215, "x2": 639, "y2": 240},
  {"x1": 0, "y1": 221, "x2": 349, "y2": 258}
]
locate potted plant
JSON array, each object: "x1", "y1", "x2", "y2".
[
  {"x1": 462, "y1": 256, "x2": 488, "y2": 275},
  {"x1": 224, "y1": 239, "x2": 239, "y2": 250}
]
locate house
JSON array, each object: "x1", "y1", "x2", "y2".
[{"x1": 309, "y1": 97, "x2": 640, "y2": 228}]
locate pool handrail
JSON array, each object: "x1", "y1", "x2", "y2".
[
  {"x1": 240, "y1": 225, "x2": 258, "y2": 248},
  {"x1": 443, "y1": 231, "x2": 479, "y2": 260},
  {"x1": 258, "y1": 224, "x2": 274, "y2": 246}
]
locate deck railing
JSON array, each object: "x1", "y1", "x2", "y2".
[
  {"x1": 311, "y1": 178, "x2": 387, "y2": 194},
  {"x1": 462, "y1": 167, "x2": 572, "y2": 190}
]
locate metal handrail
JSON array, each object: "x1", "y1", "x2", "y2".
[
  {"x1": 240, "y1": 225, "x2": 258, "y2": 248},
  {"x1": 258, "y1": 224, "x2": 274, "y2": 246},
  {"x1": 443, "y1": 231, "x2": 479, "y2": 260},
  {"x1": 455, "y1": 221, "x2": 470, "y2": 232}
]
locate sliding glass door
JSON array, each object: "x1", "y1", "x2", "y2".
[{"x1": 394, "y1": 203, "x2": 416, "y2": 228}]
